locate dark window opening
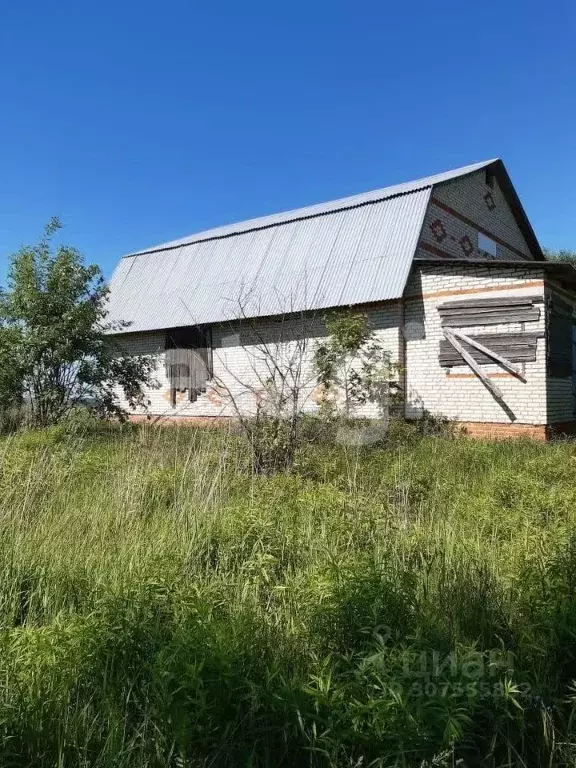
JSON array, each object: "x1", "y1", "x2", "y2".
[{"x1": 164, "y1": 326, "x2": 213, "y2": 406}]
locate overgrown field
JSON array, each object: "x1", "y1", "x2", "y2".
[{"x1": 1, "y1": 423, "x2": 576, "y2": 766}]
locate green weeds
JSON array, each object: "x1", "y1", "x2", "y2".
[{"x1": 0, "y1": 424, "x2": 575, "y2": 765}]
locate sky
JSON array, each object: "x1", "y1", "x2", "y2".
[{"x1": 0, "y1": 0, "x2": 574, "y2": 281}]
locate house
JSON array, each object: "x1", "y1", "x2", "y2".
[{"x1": 105, "y1": 159, "x2": 576, "y2": 439}]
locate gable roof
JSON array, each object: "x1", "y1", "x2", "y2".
[
  {"x1": 125, "y1": 159, "x2": 494, "y2": 256},
  {"x1": 106, "y1": 159, "x2": 542, "y2": 334}
]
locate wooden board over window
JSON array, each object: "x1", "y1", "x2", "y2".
[
  {"x1": 439, "y1": 332, "x2": 543, "y2": 368},
  {"x1": 438, "y1": 295, "x2": 542, "y2": 328}
]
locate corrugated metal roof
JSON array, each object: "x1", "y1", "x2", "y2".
[
  {"x1": 126, "y1": 159, "x2": 496, "y2": 257},
  {"x1": 106, "y1": 160, "x2": 497, "y2": 333}
]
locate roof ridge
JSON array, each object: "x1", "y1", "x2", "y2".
[
  {"x1": 123, "y1": 158, "x2": 498, "y2": 258},
  {"x1": 122, "y1": 186, "x2": 427, "y2": 258}
]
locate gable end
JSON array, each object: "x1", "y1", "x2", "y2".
[{"x1": 419, "y1": 160, "x2": 543, "y2": 262}]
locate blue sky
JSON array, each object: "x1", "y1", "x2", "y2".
[{"x1": 0, "y1": 0, "x2": 574, "y2": 280}]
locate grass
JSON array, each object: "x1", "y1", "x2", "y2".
[{"x1": 0, "y1": 422, "x2": 576, "y2": 766}]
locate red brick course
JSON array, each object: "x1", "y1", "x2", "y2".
[
  {"x1": 458, "y1": 421, "x2": 576, "y2": 441},
  {"x1": 457, "y1": 422, "x2": 547, "y2": 440},
  {"x1": 128, "y1": 414, "x2": 231, "y2": 428},
  {"x1": 129, "y1": 414, "x2": 576, "y2": 442}
]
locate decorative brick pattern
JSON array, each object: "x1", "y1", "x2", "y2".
[
  {"x1": 434, "y1": 170, "x2": 533, "y2": 257},
  {"x1": 459, "y1": 235, "x2": 474, "y2": 257},
  {"x1": 418, "y1": 169, "x2": 534, "y2": 261},
  {"x1": 484, "y1": 192, "x2": 496, "y2": 211},
  {"x1": 430, "y1": 219, "x2": 447, "y2": 243}
]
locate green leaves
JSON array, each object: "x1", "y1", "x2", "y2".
[
  {"x1": 543, "y1": 247, "x2": 576, "y2": 264},
  {"x1": 325, "y1": 311, "x2": 373, "y2": 354},
  {"x1": 314, "y1": 311, "x2": 401, "y2": 420},
  {"x1": 0, "y1": 219, "x2": 154, "y2": 427}
]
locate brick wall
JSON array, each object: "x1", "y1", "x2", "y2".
[
  {"x1": 404, "y1": 264, "x2": 548, "y2": 424},
  {"x1": 108, "y1": 267, "x2": 574, "y2": 431},
  {"x1": 419, "y1": 170, "x2": 533, "y2": 262},
  {"x1": 109, "y1": 305, "x2": 402, "y2": 419}
]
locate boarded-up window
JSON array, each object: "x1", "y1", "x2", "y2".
[
  {"x1": 439, "y1": 332, "x2": 543, "y2": 367},
  {"x1": 438, "y1": 295, "x2": 541, "y2": 328},
  {"x1": 165, "y1": 326, "x2": 213, "y2": 404}
]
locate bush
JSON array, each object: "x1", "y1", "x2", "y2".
[{"x1": 0, "y1": 404, "x2": 25, "y2": 434}]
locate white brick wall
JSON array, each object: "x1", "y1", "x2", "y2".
[
  {"x1": 109, "y1": 305, "x2": 402, "y2": 419},
  {"x1": 109, "y1": 266, "x2": 575, "y2": 428},
  {"x1": 404, "y1": 264, "x2": 548, "y2": 424},
  {"x1": 420, "y1": 170, "x2": 533, "y2": 261}
]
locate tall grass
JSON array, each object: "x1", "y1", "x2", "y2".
[{"x1": 0, "y1": 422, "x2": 576, "y2": 766}]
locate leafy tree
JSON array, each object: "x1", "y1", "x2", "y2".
[
  {"x1": 0, "y1": 326, "x2": 25, "y2": 430},
  {"x1": 314, "y1": 311, "x2": 401, "y2": 420},
  {"x1": 543, "y1": 248, "x2": 576, "y2": 264},
  {"x1": 0, "y1": 218, "x2": 155, "y2": 427}
]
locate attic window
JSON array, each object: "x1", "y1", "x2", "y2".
[
  {"x1": 485, "y1": 169, "x2": 495, "y2": 189},
  {"x1": 478, "y1": 232, "x2": 497, "y2": 258}
]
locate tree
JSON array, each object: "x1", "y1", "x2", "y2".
[
  {"x1": 0, "y1": 218, "x2": 155, "y2": 427},
  {"x1": 210, "y1": 298, "x2": 317, "y2": 474},
  {"x1": 0, "y1": 325, "x2": 25, "y2": 430},
  {"x1": 314, "y1": 311, "x2": 401, "y2": 423},
  {"x1": 543, "y1": 248, "x2": 576, "y2": 264}
]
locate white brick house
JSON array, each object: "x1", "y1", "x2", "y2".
[{"x1": 106, "y1": 159, "x2": 576, "y2": 439}]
